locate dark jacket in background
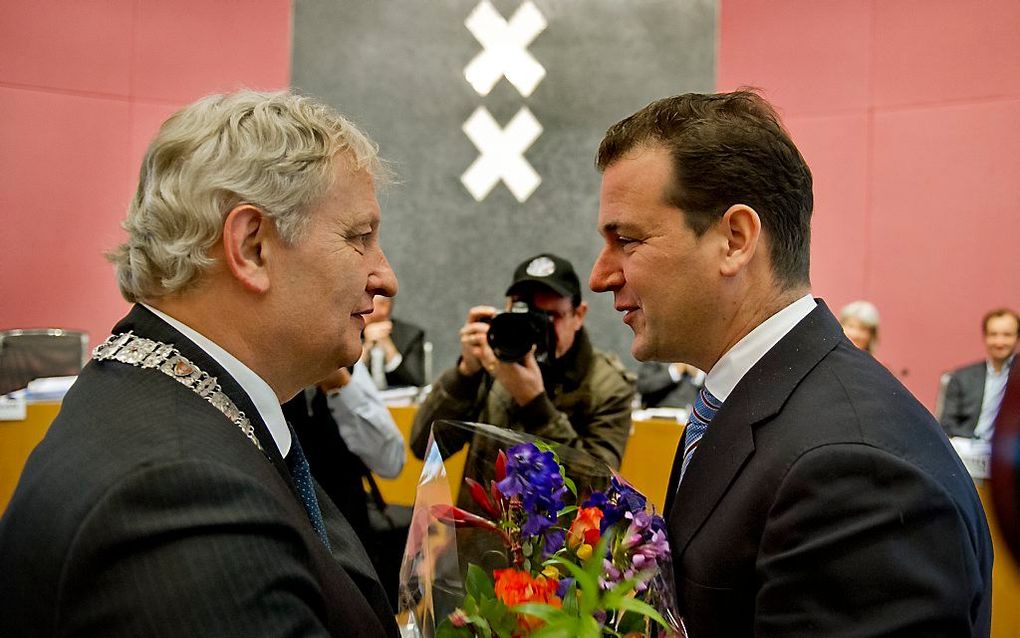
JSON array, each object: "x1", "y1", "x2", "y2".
[
  {"x1": 940, "y1": 360, "x2": 989, "y2": 438},
  {"x1": 636, "y1": 361, "x2": 700, "y2": 409},
  {"x1": 410, "y1": 328, "x2": 635, "y2": 470},
  {"x1": 385, "y1": 318, "x2": 426, "y2": 387}
]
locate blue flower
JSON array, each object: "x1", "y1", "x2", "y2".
[
  {"x1": 496, "y1": 443, "x2": 567, "y2": 539},
  {"x1": 543, "y1": 528, "x2": 566, "y2": 556}
]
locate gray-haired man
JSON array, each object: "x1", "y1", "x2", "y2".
[{"x1": 0, "y1": 91, "x2": 400, "y2": 637}]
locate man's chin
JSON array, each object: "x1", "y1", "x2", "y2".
[{"x1": 630, "y1": 337, "x2": 656, "y2": 362}]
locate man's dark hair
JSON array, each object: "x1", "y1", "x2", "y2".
[
  {"x1": 982, "y1": 308, "x2": 1020, "y2": 334},
  {"x1": 596, "y1": 90, "x2": 813, "y2": 288}
]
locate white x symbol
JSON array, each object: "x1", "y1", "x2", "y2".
[
  {"x1": 461, "y1": 106, "x2": 542, "y2": 203},
  {"x1": 464, "y1": 0, "x2": 547, "y2": 98}
]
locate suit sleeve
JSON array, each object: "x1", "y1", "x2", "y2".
[
  {"x1": 939, "y1": 373, "x2": 970, "y2": 437},
  {"x1": 386, "y1": 326, "x2": 426, "y2": 387},
  {"x1": 55, "y1": 459, "x2": 358, "y2": 637},
  {"x1": 755, "y1": 444, "x2": 989, "y2": 637}
]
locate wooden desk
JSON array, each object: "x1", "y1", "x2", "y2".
[
  {"x1": 4, "y1": 403, "x2": 1018, "y2": 636},
  {"x1": 0, "y1": 400, "x2": 59, "y2": 515}
]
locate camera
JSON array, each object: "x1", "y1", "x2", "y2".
[{"x1": 484, "y1": 301, "x2": 557, "y2": 363}]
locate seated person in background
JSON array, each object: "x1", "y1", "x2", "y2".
[
  {"x1": 283, "y1": 361, "x2": 406, "y2": 604},
  {"x1": 839, "y1": 299, "x2": 880, "y2": 353},
  {"x1": 637, "y1": 361, "x2": 704, "y2": 410},
  {"x1": 940, "y1": 307, "x2": 1019, "y2": 440},
  {"x1": 410, "y1": 253, "x2": 635, "y2": 469},
  {"x1": 361, "y1": 294, "x2": 426, "y2": 388}
]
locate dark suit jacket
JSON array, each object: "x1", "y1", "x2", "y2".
[
  {"x1": 663, "y1": 302, "x2": 992, "y2": 637},
  {"x1": 283, "y1": 388, "x2": 373, "y2": 546},
  {"x1": 940, "y1": 361, "x2": 988, "y2": 438},
  {"x1": 385, "y1": 318, "x2": 425, "y2": 387},
  {"x1": 0, "y1": 305, "x2": 398, "y2": 637}
]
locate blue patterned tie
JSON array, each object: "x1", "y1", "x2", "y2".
[
  {"x1": 679, "y1": 386, "x2": 723, "y2": 483},
  {"x1": 285, "y1": 430, "x2": 332, "y2": 550}
]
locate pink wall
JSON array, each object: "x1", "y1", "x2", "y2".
[
  {"x1": 0, "y1": 0, "x2": 292, "y2": 348},
  {"x1": 3, "y1": 1, "x2": 1017, "y2": 411},
  {"x1": 718, "y1": 0, "x2": 1020, "y2": 409}
]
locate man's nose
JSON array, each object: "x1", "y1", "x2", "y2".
[
  {"x1": 589, "y1": 249, "x2": 620, "y2": 293},
  {"x1": 371, "y1": 250, "x2": 398, "y2": 298}
]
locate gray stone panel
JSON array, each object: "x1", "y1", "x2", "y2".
[{"x1": 292, "y1": 0, "x2": 716, "y2": 380}]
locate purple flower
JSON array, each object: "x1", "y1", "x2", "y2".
[
  {"x1": 496, "y1": 443, "x2": 567, "y2": 538},
  {"x1": 610, "y1": 476, "x2": 647, "y2": 516},
  {"x1": 556, "y1": 577, "x2": 574, "y2": 599},
  {"x1": 582, "y1": 491, "x2": 609, "y2": 509},
  {"x1": 544, "y1": 528, "x2": 566, "y2": 556}
]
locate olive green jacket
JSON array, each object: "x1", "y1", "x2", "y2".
[{"x1": 410, "y1": 329, "x2": 635, "y2": 469}]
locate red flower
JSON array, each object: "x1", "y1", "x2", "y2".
[
  {"x1": 494, "y1": 568, "x2": 561, "y2": 633},
  {"x1": 567, "y1": 506, "x2": 604, "y2": 549}
]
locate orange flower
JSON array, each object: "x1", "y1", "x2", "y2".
[
  {"x1": 494, "y1": 568, "x2": 561, "y2": 607},
  {"x1": 567, "y1": 506, "x2": 603, "y2": 549},
  {"x1": 493, "y1": 568, "x2": 561, "y2": 633}
]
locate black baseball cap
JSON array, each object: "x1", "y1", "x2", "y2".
[{"x1": 506, "y1": 253, "x2": 581, "y2": 300}]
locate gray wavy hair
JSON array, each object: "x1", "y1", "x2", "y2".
[{"x1": 108, "y1": 90, "x2": 383, "y2": 302}]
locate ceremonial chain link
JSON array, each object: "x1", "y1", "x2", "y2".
[{"x1": 92, "y1": 332, "x2": 264, "y2": 454}]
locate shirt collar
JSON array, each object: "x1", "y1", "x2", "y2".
[
  {"x1": 142, "y1": 303, "x2": 291, "y2": 457},
  {"x1": 705, "y1": 294, "x2": 817, "y2": 401},
  {"x1": 987, "y1": 354, "x2": 1016, "y2": 376}
]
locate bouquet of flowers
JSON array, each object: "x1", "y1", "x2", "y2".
[{"x1": 397, "y1": 420, "x2": 683, "y2": 638}]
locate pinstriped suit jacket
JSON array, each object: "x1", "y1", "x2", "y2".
[{"x1": 0, "y1": 305, "x2": 398, "y2": 637}]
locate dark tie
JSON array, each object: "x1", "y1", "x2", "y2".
[
  {"x1": 679, "y1": 386, "x2": 722, "y2": 483},
  {"x1": 285, "y1": 429, "x2": 332, "y2": 550}
]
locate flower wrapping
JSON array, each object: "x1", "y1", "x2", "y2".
[{"x1": 396, "y1": 420, "x2": 684, "y2": 637}]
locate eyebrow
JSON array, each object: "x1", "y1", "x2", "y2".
[{"x1": 600, "y1": 221, "x2": 640, "y2": 236}]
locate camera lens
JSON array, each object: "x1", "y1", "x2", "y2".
[{"x1": 486, "y1": 303, "x2": 556, "y2": 363}]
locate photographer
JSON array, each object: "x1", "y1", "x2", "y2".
[{"x1": 410, "y1": 253, "x2": 635, "y2": 469}]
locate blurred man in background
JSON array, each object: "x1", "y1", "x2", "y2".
[
  {"x1": 361, "y1": 294, "x2": 426, "y2": 388},
  {"x1": 941, "y1": 307, "x2": 1019, "y2": 439}
]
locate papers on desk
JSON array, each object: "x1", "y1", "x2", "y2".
[
  {"x1": 0, "y1": 376, "x2": 77, "y2": 419},
  {"x1": 25, "y1": 376, "x2": 77, "y2": 402},
  {"x1": 0, "y1": 393, "x2": 27, "y2": 421},
  {"x1": 949, "y1": 436, "x2": 991, "y2": 480},
  {"x1": 631, "y1": 407, "x2": 689, "y2": 423},
  {"x1": 379, "y1": 385, "x2": 427, "y2": 406}
]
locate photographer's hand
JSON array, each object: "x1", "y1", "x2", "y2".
[
  {"x1": 458, "y1": 305, "x2": 499, "y2": 376},
  {"x1": 494, "y1": 349, "x2": 544, "y2": 406}
]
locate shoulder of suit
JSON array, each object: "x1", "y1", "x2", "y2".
[
  {"x1": 592, "y1": 349, "x2": 637, "y2": 384},
  {"x1": 952, "y1": 360, "x2": 988, "y2": 377}
]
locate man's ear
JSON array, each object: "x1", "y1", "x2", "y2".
[
  {"x1": 221, "y1": 204, "x2": 272, "y2": 294},
  {"x1": 572, "y1": 301, "x2": 589, "y2": 327},
  {"x1": 718, "y1": 204, "x2": 761, "y2": 278}
]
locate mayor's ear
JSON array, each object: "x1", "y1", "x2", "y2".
[
  {"x1": 221, "y1": 204, "x2": 272, "y2": 294},
  {"x1": 718, "y1": 204, "x2": 761, "y2": 278}
]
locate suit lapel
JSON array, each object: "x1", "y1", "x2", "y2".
[
  {"x1": 110, "y1": 305, "x2": 292, "y2": 481},
  {"x1": 668, "y1": 301, "x2": 845, "y2": 556}
]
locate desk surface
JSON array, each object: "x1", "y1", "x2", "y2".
[{"x1": 4, "y1": 402, "x2": 1018, "y2": 637}]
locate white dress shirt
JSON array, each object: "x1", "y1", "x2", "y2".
[
  {"x1": 143, "y1": 304, "x2": 292, "y2": 457},
  {"x1": 705, "y1": 295, "x2": 817, "y2": 402},
  {"x1": 323, "y1": 361, "x2": 406, "y2": 478},
  {"x1": 973, "y1": 354, "x2": 1014, "y2": 440}
]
